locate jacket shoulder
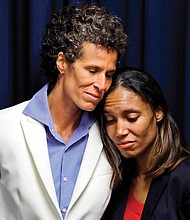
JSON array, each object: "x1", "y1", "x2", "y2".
[
  {"x1": 0, "y1": 101, "x2": 29, "y2": 116},
  {"x1": 170, "y1": 159, "x2": 190, "y2": 178},
  {"x1": 0, "y1": 101, "x2": 30, "y2": 127}
]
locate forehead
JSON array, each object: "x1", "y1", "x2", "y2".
[
  {"x1": 74, "y1": 42, "x2": 118, "y2": 71},
  {"x1": 80, "y1": 42, "x2": 117, "y2": 58},
  {"x1": 104, "y1": 87, "x2": 150, "y2": 112}
]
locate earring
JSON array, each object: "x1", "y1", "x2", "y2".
[{"x1": 156, "y1": 114, "x2": 163, "y2": 122}]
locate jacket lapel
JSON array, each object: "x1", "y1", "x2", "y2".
[
  {"x1": 21, "y1": 115, "x2": 62, "y2": 217},
  {"x1": 67, "y1": 122, "x2": 103, "y2": 210},
  {"x1": 141, "y1": 175, "x2": 168, "y2": 220}
]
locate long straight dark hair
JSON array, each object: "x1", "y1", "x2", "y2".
[{"x1": 98, "y1": 67, "x2": 190, "y2": 188}]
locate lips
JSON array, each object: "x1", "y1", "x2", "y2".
[
  {"x1": 86, "y1": 92, "x2": 103, "y2": 102},
  {"x1": 116, "y1": 140, "x2": 135, "y2": 149}
]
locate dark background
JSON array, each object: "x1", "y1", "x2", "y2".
[{"x1": 1, "y1": 0, "x2": 190, "y2": 145}]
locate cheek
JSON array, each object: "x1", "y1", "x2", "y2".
[
  {"x1": 129, "y1": 123, "x2": 151, "y2": 142},
  {"x1": 137, "y1": 125, "x2": 149, "y2": 136},
  {"x1": 137, "y1": 120, "x2": 158, "y2": 142},
  {"x1": 66, "y1": 68, "x2": 83, "y2": 85}
]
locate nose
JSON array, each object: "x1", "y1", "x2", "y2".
[
  {"x1": 93, "y1": 73, "x2": 106, "y2": 92},
  {"x1": 116, "y1": 121, "x2": 129, "y2": 137}
]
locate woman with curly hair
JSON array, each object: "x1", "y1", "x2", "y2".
[
  {"x1": 100, "y1": 67, "x2": 190, "y2": 220},
  {"x1": 0, "y1": 4, "x2": 127, "y2": 220}
]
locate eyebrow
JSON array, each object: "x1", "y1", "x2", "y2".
[
  {"x1": 85, "y1": 65, "x2": 116, "y2": 72},
  {"x1": 123, "y1": 109, "x2": 141, "y2": 114},
  {"x1": 104, "y1": 108, "x2": 141, "y2": 114}
]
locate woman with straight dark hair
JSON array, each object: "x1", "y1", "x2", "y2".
[{"x1": 99, "y1": 67, "x2": 190, "y2": 220}]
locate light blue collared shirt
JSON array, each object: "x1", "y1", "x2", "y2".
[{"x1": 23, "y1": 84, "x2": 95, "y2": 219}]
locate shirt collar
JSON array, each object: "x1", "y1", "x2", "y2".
[
  {"x1": 23, "y1": 83, "x2": 95, "y2": 132},
  {"x1": 23, "y1": 83, "x2": 53, "y2": 127}
]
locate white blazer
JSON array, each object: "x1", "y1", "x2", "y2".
[{"x1": 0, "y1": 101, "x2": 113, "y2": 220}]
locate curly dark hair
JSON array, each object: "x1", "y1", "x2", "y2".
[{"x1": 40, "y1": 3, "x2": 128, "y2": 87}]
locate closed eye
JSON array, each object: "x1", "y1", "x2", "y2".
[
  {"x1": 106, "y1": 71, "x2": 115, "y2": 79},
  {"x1": 127, "y1": 117, "x2": 138, "y2": 122},
  {"x1": 89, "y1": 69, "x2": 97, "y2": 74},
  {"x1": 104, "y1": 116, "x2": 116, "y2": 125}
]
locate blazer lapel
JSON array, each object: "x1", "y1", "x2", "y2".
[
  {"x1": 21, "y1": 115, "x2": 61, "y2": 217},
  {"x1": 141, "y1": 175, "x2": 168, "y2": 220},
  {"x1": 67, "y1": 122, "x2": 103, "y2": 210}
]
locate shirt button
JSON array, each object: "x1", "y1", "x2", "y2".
[
  {"x1": 62, "y1": 207, "x2": 67, "y2": 213},
  {"x1": 63, "y1": 176, "x2": 67, "y2": 182}
]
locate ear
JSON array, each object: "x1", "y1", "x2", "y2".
[
  {"x1": 56, "y1": 52, "x2": 66, "y2": 74},
  {"x1": 155, "y1": 106, "x2": 164, "y2": 122}
]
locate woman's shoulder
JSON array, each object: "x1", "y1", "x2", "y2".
[
  {"x1": 173, "y1": 158, "x2": 190, "y2": 173},
  {"x1": 0, "y1": 101, "x2": 29, "y2": 115},
  {"x1": 0, "y1": 101, "x2": 29, "y2": 125},
  {"x1": 163, "y1": 159, "x2": 190, "y2": 185}
]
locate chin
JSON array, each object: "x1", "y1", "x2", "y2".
[
  {"x1": 78, "y1": 104, "x2": 95, "y2": 112},
  {"x1": 84, "y1": 106, "x2": 96, "y2": 112},
  {"x1": 86, "y1": 105, "x2": 98, "y2": 111},
  {"x1": 121, "y1": 152, "x2": 135, "y2": 159},
  {"x1": 78, "y1": 99, "x2": 99, "y2": 111}
]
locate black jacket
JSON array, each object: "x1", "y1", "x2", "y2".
[{"x1": 102, "y1": 159, "x2": 190, "y2": 220}]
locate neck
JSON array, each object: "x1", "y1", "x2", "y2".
[
  {"x1": 131, "y1": 173, "x2": 151, "y2": 204},
  {"x1": 48, "y1": 82, "x2": 82, "y2": 143}
]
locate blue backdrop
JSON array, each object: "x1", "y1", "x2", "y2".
[{"x1": 0, "y1": 0, "x2": 190, "y2": 145}]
